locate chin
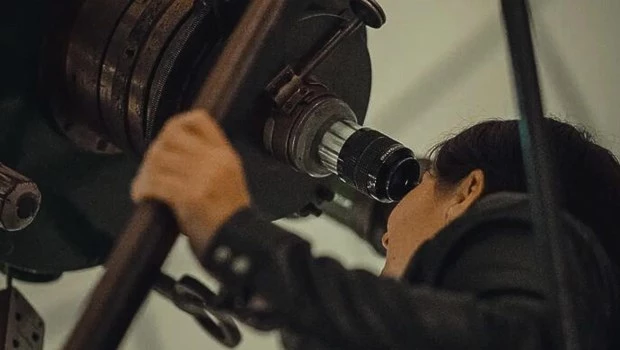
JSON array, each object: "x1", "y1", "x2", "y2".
[
  {"x1": 379, "y1": 266, "x2": 387, "y2": 277},
  {"x1": 380, "y1": 266, "x2": 396, "y2": 279}
]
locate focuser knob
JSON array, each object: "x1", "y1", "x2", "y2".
[{"x1": 0, "y1": 164, "x2": 41, "y2": 232}]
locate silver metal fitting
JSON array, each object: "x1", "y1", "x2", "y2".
[{"x1": 0, "y1": 164, "x2": 41, "y2": 232}]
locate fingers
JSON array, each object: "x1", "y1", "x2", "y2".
[
  {"x1": 159, "y1": 109, "x2": 230, "y2": 147},
  {"x1": 130, "y1": 170, "x2": 186, "y2": 206},
  {"x1": 132, "y1": 108, "x2": 250, "y2": 244},
  {"x1": 147, "y1": 131, "x2": 206, "y2": 159},
  {"x1": 135, "y1": 108, "x2": 240, "y2": 206},
  {"x1": 135, "y1": 140, "x2": 232, "y2": 202},
  {"x1": 141, "y1": 151, "x2": 192, "y2": 177},
  {"x1": 145, "y1": 109, "x2": 232, "y2": 170},
  {"x1": 142, "y1": 134, "x2": 226, "y2": 180}
]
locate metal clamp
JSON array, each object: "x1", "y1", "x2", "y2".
[
  {"x1": 154, "y1": 273, "x2": 241, "y2": 348},
  {"x1": 267, "y1": 0, "x2": 385, "y2": 105},
  {"x1": 264, "y1": 0, "x2": 386, "y2": 177}
]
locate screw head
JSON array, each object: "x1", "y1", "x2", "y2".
[{"x1": 350, "y1": 0, "x2": 387, "y2": 29}]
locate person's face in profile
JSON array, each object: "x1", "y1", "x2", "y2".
[{"x1": 381, "y1": 168, "x2": 484, "y2": 278}]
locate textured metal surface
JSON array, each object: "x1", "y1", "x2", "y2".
[
  {"x1": 0, "y1": 164, "x2": 41, "y2": 232},
  {"x1": 145, "y1": 1, "x2": 220, "y2": 144},
  {"x1": 127, "y1": 0, "x2": 194, "y2": 153},
  {"x1": 63, "y1": 0, "x2": 133, "y2": 154},
  {"x1": 337, "y1": 128, "x2": 417, "y2": 202},
  {"x1": 0, "y1": 0, "x2": 371, "y2": 274},
  {"x1": 154, "y1": 274, "x2": 242, "y2": 347},
  {"x1": 319, "y1": 120, "x2": 360, "y2": 174},
  {"x1": 219, "y1": 10, "x2": 372, "y2": 219},
  {"x1": 289, "y1": 97, "x2": 357, "y2": 177},
  {"x1": 63, "y1": 1, "x2": 294, "y2": 348},
  {"x1": 0, "y1": 288, "x2": 45, "y2": 350},
  {"x1": 264, "y1": 80, "x2": 357, "y2": 177},
  {"x1": 63, "y1": 0, "x2": 221, "y2": 154},
  {"x1": 0, "y1": 111, "x2": 137, "y2": 272},
  {"x1": 100, "y1": 0, "x2": 175, "y2": 151},
  {"x1": 3, "y1": 0, "x2": 124, "y2": 273},
  {"x1": 350, "y1": 0, "x2": 386, "y2": 29}
]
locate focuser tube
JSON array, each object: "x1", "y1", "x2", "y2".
[{"x1": 265, "y1": 81, "x2": 420, "y2": 203}]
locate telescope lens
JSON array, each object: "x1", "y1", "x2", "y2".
[
  {"x1": 319, "y1": 121, "x2": 420, "y2": 202},
  {"x1": 386, "y1": 157, "x2": 419, "y2": 201},
  {"x1": 266, "y1": 93, "x2": 419, "y2": 203}
]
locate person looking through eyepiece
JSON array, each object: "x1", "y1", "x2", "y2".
[{"x1": 132, "y1": 110, "x2": 620, "y2": 349}]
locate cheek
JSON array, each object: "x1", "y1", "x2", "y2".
[
  {"x1": 386, "y1": 186, "x2": 447, "y2": 245},
  {"x1": 387, "y1": 196, "x2": 413, "y2": 232}
]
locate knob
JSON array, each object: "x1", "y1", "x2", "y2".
[{"x1": 0, "y1": 164, "x2": 41, "y2": 231}]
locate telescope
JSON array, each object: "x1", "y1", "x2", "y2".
[
  {"x1": 0, "y1": 0, "x2": 580, "y2": 348},
  {"x1": 1, "y1": 0, "x2": 421, "y2": 347}
]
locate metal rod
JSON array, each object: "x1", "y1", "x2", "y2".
[
  {"x1": 500, "y1": 1, "x2": 578, "y2": 349},
  {"x1": 62, "y1": 1, "x2": 288, "y2": 349},
  {"x1": 297, "y1": 19, "x2": 364, "y2": 79}
]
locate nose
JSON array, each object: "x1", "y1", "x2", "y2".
[{"x1": 381, "y1": 233, "x2": 389, "y2": 249}]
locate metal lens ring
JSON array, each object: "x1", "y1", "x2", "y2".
[
  {"x1": 145, "y1": 1, "x2": 221, "y2": 147},
  {"x1": 99, "y1": 0, "x2": 177, "y2": 152},
  {"x1": 337, "y1": 128, "x2": 419, "y2": 202}
]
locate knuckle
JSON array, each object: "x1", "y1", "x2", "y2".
[
  {"x1": 153, "y1": 182, "x2": 179, "y2": 207},
  {"x1": 180, "y1": 110, "x2": 207, "y2": 127},
  {"x1": 191, "y1": 109, "x2": 210, "y2": 121},
  {"x1": 161, "y1": 117, "x2": 179, "y2": 134},
  {"x1": 144, "y1": 141, "x2": 161, "y2": 158},
  {"x1": 150, "y1": 145, "x2": 167, "y2": 162},
  {"x1": 142, "y1": 149, "x2": 162, "y2": 169}
]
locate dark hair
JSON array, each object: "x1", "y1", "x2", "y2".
[{"x1": 429, "y1": 118, "x2": 620, "y2": 268}]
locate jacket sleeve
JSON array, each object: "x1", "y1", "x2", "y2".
[{"x1": 200, "y1": 208, "x2": 553, "y2": 350}]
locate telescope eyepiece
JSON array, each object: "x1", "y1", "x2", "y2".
[
  {"x1": 320, "y1": 121, "x2": 419, "y2": 202},
  {"x1": 265, "y1": 83, "x2": 419, "y2": 203}
]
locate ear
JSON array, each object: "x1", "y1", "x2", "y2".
[{"x1": 444, "y1": 169, "x2": 485, "y2": 222}]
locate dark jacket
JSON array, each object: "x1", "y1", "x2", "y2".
[{"x1": 201, "y1": 193, "x2": 620, "y2": 349}]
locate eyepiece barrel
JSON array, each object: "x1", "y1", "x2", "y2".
[
  {"x1": 265, "y1": 85, "x2": 419, "y2": 203},
  {"x1": 319, "y1": 121, "x2": 419, "y2": 202}
]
